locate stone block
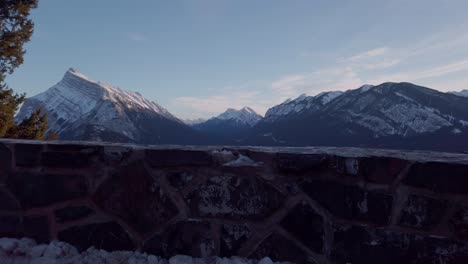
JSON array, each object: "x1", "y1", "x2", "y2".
[
  {"x1": 23, "y1": 216, "x2": 50, "y2": 243},
  {"x1": 332, "y1": 225, "x2": 468, "y2": 264},
  {"x1": 0, "y1": 215, "x2": 50, "y2": 243},
  {"x1": 41, "y1": 151, "x2": 92, "y2": 168},
  {"x1": 0, "y1": 215, "x2": 23, "y2": 238},
  {"x1": 143, "y1": 221, "x2": 215, "y2": 258},
  {"x1": 398, "y1": 195, "x2": 447, "y2": 230},
  {"x1": 58, "y1": 222, "x2": 134, "y2": 252},
  {"x1": 186, "y1": 175, "x2": 284, "y2": 219},
  {"x1": 280, "y1": 201, "x2": 324, "y2": 253},
  {"x1": 276, "y1": 153, "x2": 328, "y2": 173},
  {"x1": 93, "y1": 161, "x2": 178, "y2": 234},
  {"x1": 450, "y1": 205, "x2": 468, "y2": 241},
  {"x1": 301, "y1": 180, "x2": 393, "y2": 225},
  {"x1": 15, "y1": 143, "x2": 43, "y2": 167},
  {"x1": 0, "y1": 187, "x2": 21, "y2": 211},
  {"x1": 220, "y1": 223, "x2": 251, "y2": 257},
  {"x1": 146, "y1": 149, "x2": 213, "y2": 167},
  {"x1": 403, "y1": 162, "x2": 468, "y2": 194},
  {"x1": 0, "y1": 143, "x2": 12, "y2": 181},
  {"x1": 7, "y1": 173, "x2": 87, "y2": 208},
  {"x1": 54, "y1": 206, "x2": 95, "y2": 223},
  {"x1": 249, "y1": 233, "x2": 316, "y2": 263},
  {"x1": 359, "y1": 157, "x2": 408, "y2": 184},
  {"x1": 166, "y1": 170, "x2": 195, "y2": 190}
]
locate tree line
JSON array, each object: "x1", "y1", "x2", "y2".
[{"x1": 0, "y1": 0, "x2": 57, "y2": 140}]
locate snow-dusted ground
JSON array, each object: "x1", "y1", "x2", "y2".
[{"x1": 0, "y1": 238, "x2": 289, "y2": 264}]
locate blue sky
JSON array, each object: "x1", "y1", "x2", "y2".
[{"x1": 6, "y1": 0, "x2": 468, "y2": 119}]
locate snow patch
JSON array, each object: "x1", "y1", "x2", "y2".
[{"x1": 0, "y1": 238, "x2": 286, "y2": 264}]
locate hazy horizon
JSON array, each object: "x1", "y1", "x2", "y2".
[{"x1": 6, "y1": 0, "x2": 468, "y2": 119}]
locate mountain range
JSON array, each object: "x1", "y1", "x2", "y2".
[{"x1": 15, "y1": 69, "x2": 468, "y2": 152}]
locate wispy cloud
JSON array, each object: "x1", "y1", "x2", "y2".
[
  {"x1": 172, "y1": 26, "x2": 468, "y2": 118},
  {"x1": 347, "y1": 47, "x2": 389, "y2": 62},
  {"x1": 171, "y1": 90, "x2": 276, "y2": 119}
]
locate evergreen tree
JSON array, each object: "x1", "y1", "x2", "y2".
[
  {"x1": 7, "y1": 107, "x2": 47, "y2": 139},
  {"x1": 45, "y1": 131, "x2": 60, "y2": 141},
  {"x1": 0, "y1": 0, "x2": 45, "y2": 139}
]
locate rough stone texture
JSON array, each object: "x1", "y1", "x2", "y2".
[
  {"x1": 186, "y1": 175, "x2": 284, "y2": 219},
  {"x1": 220, "y1": 223, "x2": 252, "y2": 257},
  {"x1": 58, "y1": 222, "x2": 134, "y2": 252},
  {"x1": 0, "y1": 143, "x2": 11, "y2": 181},
  {"x1": 93, "y1": 161, "x2": 177, "y2": 234},
  {"x1": 301, "y1": 180, "x2": 393, "y2": 225},
  {"x1": 332, "y1": 225, "x2": 468, "y2": 264},
  {"x1": 143, "y1": 221, "x2": 215, "y2": 258},
  {"x1": 280, "y1": 201, "x2": 324, "y2": 253},
  {"x1": 1, "y1": 139, "x2": 468, "y2": 263},
  {"x1": 146, "y1": 149, "x2": 213, "y2": 167},
  {"x1": 250, "y1": 233, "x2": 314, "y2": 263},
  {"x1": 54, "y1": 206, "x2": 95, "y2": 223},
  {"x1": 450, "y1": 205, "x2": 468, "y2": 241},
  {"x1": 359, "y1": 157, "x2": 408, "y2": 184},
  {"x1": 404, "y1": 162, "x2": 468, "y2": 194},
  {"x1": 6, "y1": 173, "x2": 87, "y2": 209},
  {"x1": 15, "y1": 143, "x2": 42, "y2": 167},
  {"x1": 0, "y1": 215, "x2": 49, "y2": 243},
  {"x1": 399, "y1": 195, "x2": 447, "y2": 230}
]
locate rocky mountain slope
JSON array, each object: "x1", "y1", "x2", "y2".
[
  {"x1": 251, "y1": 82, "x2": 468, "y2": 151},
  {"x1": 16, "y1": 69, "x2": 200, "y2": 144}
]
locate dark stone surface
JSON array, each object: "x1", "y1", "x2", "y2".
[
  {"x1": 359, "y1": 157, "x2": 408, "y2": 184},
  {"x1": 143, "y1": 221, "x2": 215, "y2": 258},
  {"x1": 250, "y1": 233, "x2": 316, "y2": 263},
  {"x1": 332, "y1": 225, "x2": 468, "y2": 264},
  {"x1": 0, "y1": 215, "x2": 23, "y2": 238},
  {"x1": 0, "y1": 215, "x2": 50, "y2": 243},
  {"x1": 41, "y1": 151, "x2": 92, "y2": 168},
  {"x1": 0, "y1": 143, "x2": 12, "y2": 181},
  {"x1": 335, "y1": 157, "x2": 360, "y2": 176},
  {"x1": 399, "y1": 195, "x2": 447, "y2": 230},
  {"x1": 6, "y1": 173, "x2": 87, "y2": 208},
  {"x1": 301, "y1": 180, "x2": 393, "y2": 225},
  {"x1": 450, "y1": 205, "x2": 468, "y2": 241},
  {"x1": 58, "y1": 222, "x2": 134, "y2": 252},
  {"x1": 404, "y1": 162, "x2": 468, "y2": 194},
  {"x1": 146, "y1": 149, "x2": 213, "y2": 167},
  {"x1": 220, "y1": 223, "x2": 251, "y2": 257},
  {"x1": 23, "y1": 216, "x2": 50, "y2": 243},
  {"x1": 15, "y1": 143, "x2": 43, "y2": 167},
  {"x1": 47, "y1": 144, "x2": 101, "y2": 152},
  {"x1": 93, "y1": 161, "x2": 178, "y2": 234},
  {"x1": 0, "y1": 187, "x2": 21, "y2": 211},
  {"x1": 280, "y1": 201, "x2": 324, "y2": 253},
  {"x1": 166, "y1": 170, "x2": 195, "y2": 190},
  {"x1": 276, "y1": 153, "x2": 328, "y2": 173},
  {"x1": 54, "y1": 206, "x2": 95, "y2": 223},
  {"x1": 187, "y1": 175, "x2": 284, "y2": 219}
]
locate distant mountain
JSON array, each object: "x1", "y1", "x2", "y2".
[
  {"x1": 450, "y1": 90, "x2": 468, "y2": 98},
  {"x1": 194, "y1": 107, "x2": 262, "y2": 144},
  {"x1": 250, "y1": 83, "x2": 468, "y2": 151},
  {"x1": 16, "y1": 71, "x2": 468, "y2": 152},
  {"x1": 16, "y1": 68, "x2": 200, "y2": 144},
  {"x1": 184, "y1": 118, "x2": 207, "y2": 126}
]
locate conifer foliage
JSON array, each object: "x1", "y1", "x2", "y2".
[{"x1": 0, "y1": 0, "x2": 49, "y2": 140}]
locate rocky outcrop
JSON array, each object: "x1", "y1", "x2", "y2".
[{"x1": 1, "y1": 139, "x2": 468, "y2": 263}]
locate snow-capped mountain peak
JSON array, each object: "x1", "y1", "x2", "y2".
[
  {"x1": 16, "y1": 68, "x2": 187, "y2": 142},
  {"x1": 215, "y1": 107, "x2": 262, "y2": 126}
]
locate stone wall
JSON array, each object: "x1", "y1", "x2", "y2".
[{"x1": 1, "y1": 139, "x2": 468, "y2": 264}]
